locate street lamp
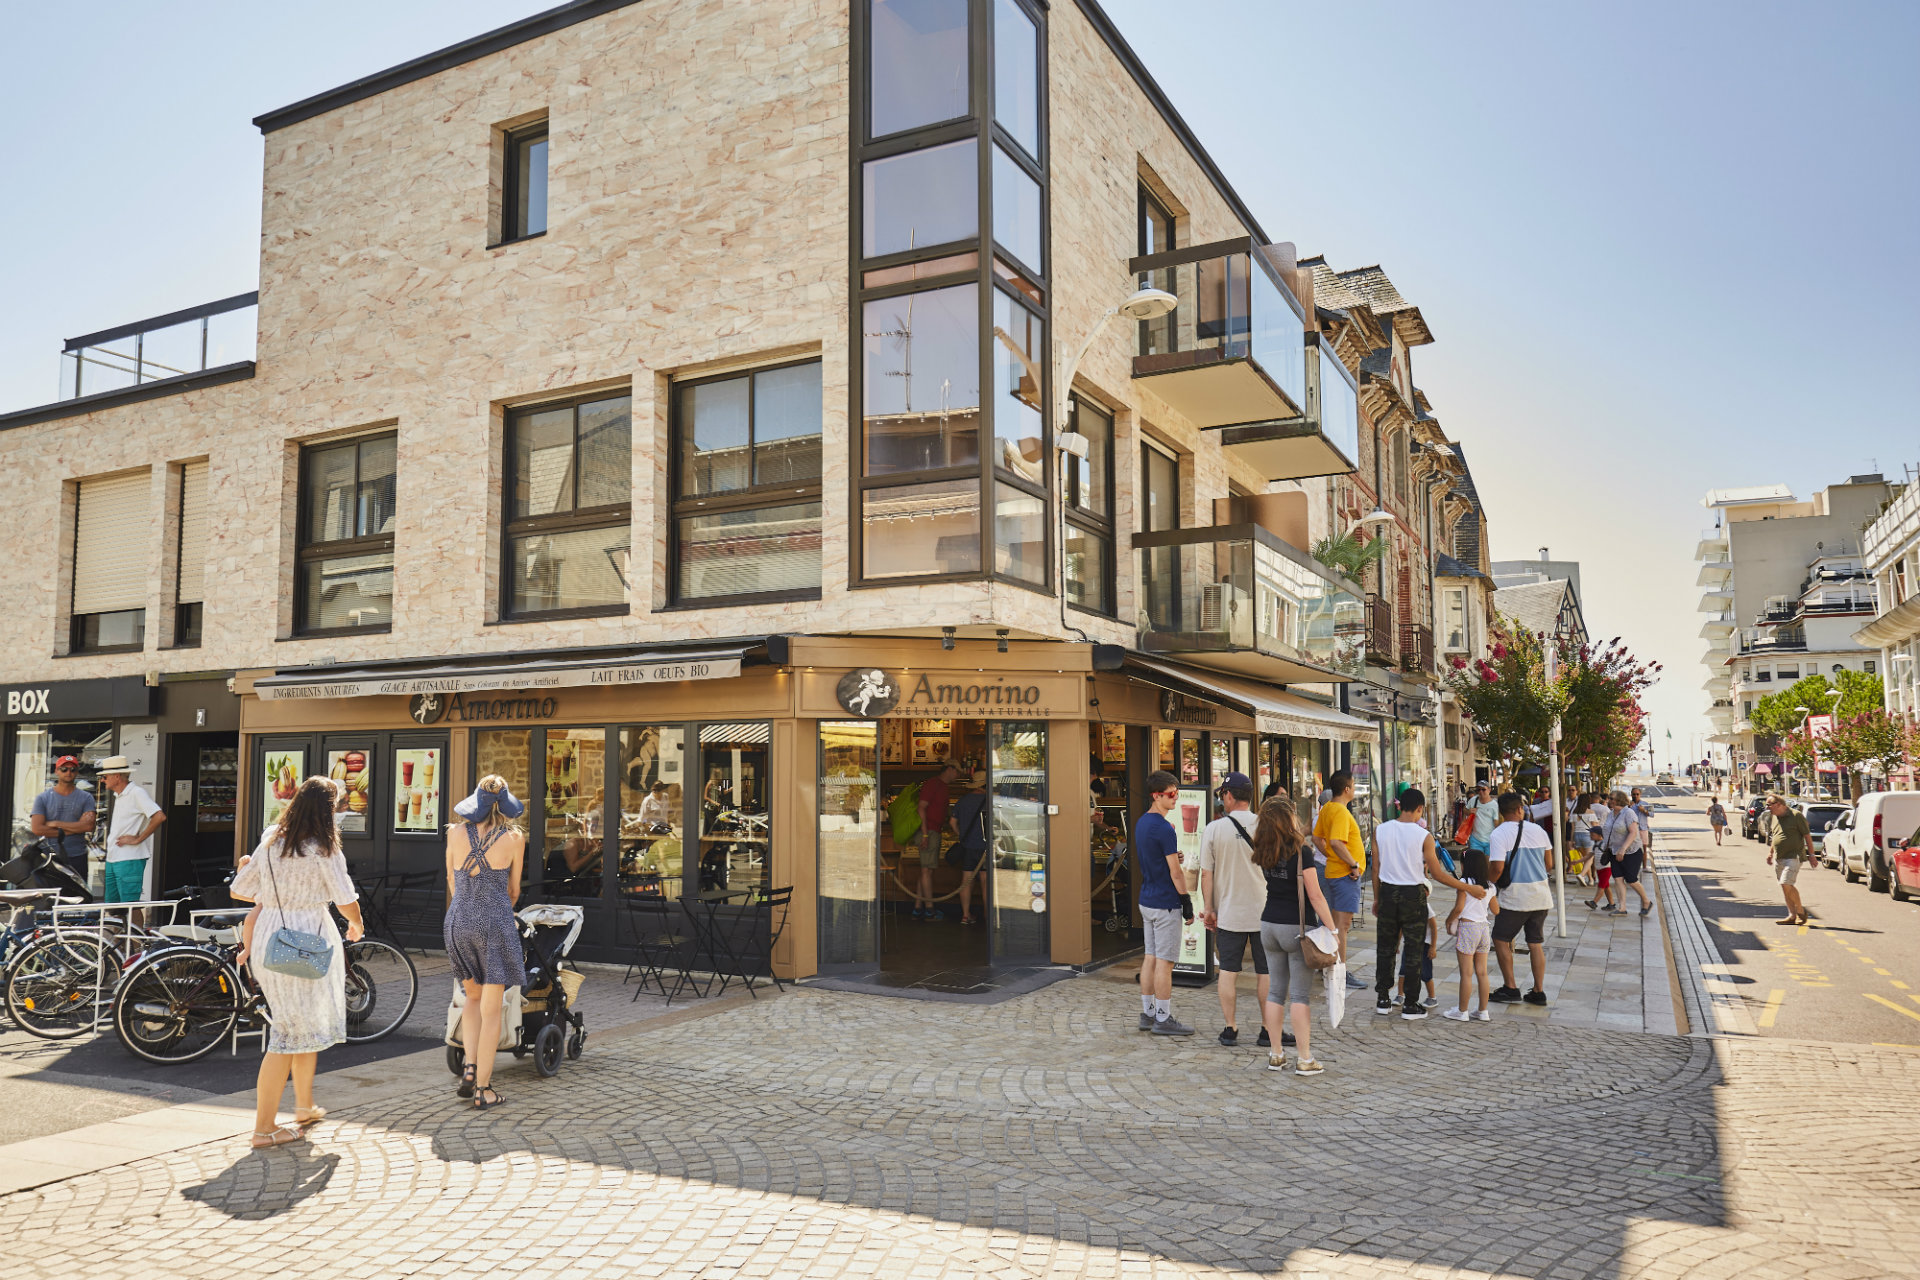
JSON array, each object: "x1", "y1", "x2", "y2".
[{"x1": 1053, "y1": 286, "x2": 1178, "y2": 638}]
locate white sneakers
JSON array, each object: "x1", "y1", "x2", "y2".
[{"x1": 1443, "y1": 1007, "x2": 1493, "y2": 1023}]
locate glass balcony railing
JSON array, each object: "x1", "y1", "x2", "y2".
[
  {"x1": 1130, "y1": 237, "x2": 1307, "y2": 425},
  {"x1": 59, "y1": 292, "x2": 257, "y2": 402},
  {"x1": 1133, "y1": 523, "x2": 1365, "y2": 682}
]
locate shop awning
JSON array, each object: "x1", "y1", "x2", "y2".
[
  {"x1": 251, "y1": 643, "x2": 759, "y2": 701},
  {"x1": 1125, "y1": 657, "x2": 1378, "y2": 744}
]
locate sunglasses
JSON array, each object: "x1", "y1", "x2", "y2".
[{"x1": 1154, "y1": 789, "x2": 1178, "y2": 800}]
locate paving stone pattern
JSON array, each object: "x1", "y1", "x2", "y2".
[{"x1": 2, "y1": 974, "x2": 1916, "y2": 1280}]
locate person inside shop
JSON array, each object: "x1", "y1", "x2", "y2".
[
  {"x1": 98, "y1": 756, "x2": 165, "y2": 916},
  {"x1": 638, "y1": 780, "x2": 675, "y2": 833},
  {"x1": 912, "y1": 762, "x2": 958, "y2": 921},
  {"x1": 949, "y1": 771, "x2": 991, "y2": 926},
  {"x1": 29, "y1": 754, "x2": 96, "y2": 878}
]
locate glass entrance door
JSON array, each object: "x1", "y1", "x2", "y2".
[
  {"x1": 817, "y1": 721, "x2": 879, "y2": 968},
  {"x1": 987, "y1": 721, "x2": 1048, "y2": 963}
]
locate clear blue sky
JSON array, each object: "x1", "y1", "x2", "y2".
[{"x1": 3, "y1": 1, "x2": 1916, "y2": 759}]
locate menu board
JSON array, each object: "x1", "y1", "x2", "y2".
[
  {"x1": 1172, "y1": 787, "x2": 1212, "y2": 975},
  {"x1": 393, "y1": 747, "x2": 442, "y2": 833},
  {"x1": 262, "y1": 749, "x2": 305, "y2": 831},
  {"x1": 326, "y1": 749, "x2": 373, "y2": 834},
  {"x1": 1100, "y1": 723, "x2": 1126, "y2": 763}
]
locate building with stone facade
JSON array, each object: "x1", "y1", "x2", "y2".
[
  {"x1": 0, "y1": 0, "x2": 1501, "y2": 983},
  {"x1": 1855, "y1": 470, "x2": 1920, "y2": 788}
]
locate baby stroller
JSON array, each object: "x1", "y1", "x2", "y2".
[
  {"x1": 1099, "y1": 840, "x2": 1131, "y2": 933},
  {"x1": 445, "y1": 904, "x2": 588, "y2": 1079},
  {"x1": 1, "y1": 839, "x2": 95, "y2": 903}
]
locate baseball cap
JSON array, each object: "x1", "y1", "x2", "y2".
[
  {"x1": 54, "y1": 755, "x2": 81, "y2": 770},
  {"x1": 1215, "y1": 771, "x2": 1252, "y2": 795}
]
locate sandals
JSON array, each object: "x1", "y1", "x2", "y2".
[
  {"x1": 457, "y1": 1064, "x2": 476, "y2": 1099},
  {"x1": 293, "y1": 1107, "x2": 327, "y2": 1129},
  {"x1": 472, "y1": 1085, "x2": 506, "y2": 1111},
  {"x1": 250, "y1": 1125, "x2": 305, "y2": 1149}
]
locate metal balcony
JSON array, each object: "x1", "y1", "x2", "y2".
[
  {"x1": 1364, "y1": 593, "x2": 1395, "y2": 667},
  {"x1": 1399, "y1": 622, "x2": 1434, "y2": 676},
  {"x1": 60, "y1": 292, "x2": 258, "y2": 401},
  {"x1": 1132, "y1": 523, "x2": 1365, "y2": 683}
]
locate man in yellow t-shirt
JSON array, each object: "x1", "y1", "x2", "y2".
[{"x1": 1312, "y1": 769, "x2": 1366, "y2": 986}]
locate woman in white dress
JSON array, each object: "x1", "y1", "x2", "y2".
[{"x1": 231, "y1": 776, "x2": 366, "y2": 1148}]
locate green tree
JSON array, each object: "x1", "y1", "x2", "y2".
[{"x1": 1751, "y1": 672, "x2": 1883, "y2": 735}]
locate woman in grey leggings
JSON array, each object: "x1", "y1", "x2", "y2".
[{"x1": 1251, "y1": 796, "x2": 1336, "y2": 1076}]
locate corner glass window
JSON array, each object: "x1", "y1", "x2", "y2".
[
  {"x1": 503, "y1": 122, "x2": 549, "y2": 241},
  {"x1": 673, "y1": 361, "x2": 823, "y2": 603},
  {"x1": 297, "y1": 434, "x2": 396, "y2": 634},
  {"x1": 992, "y1": 0, "x2": 1039, "y2": 158},
  {"x1": 863, "y1": 139, "x2": 977, "y2": 258},
  {"x1": 862, "y1": 284, "x2": 979, "y2": 475},
  {"x1": 862, "y1": 478, "x2": 981, "y2": 578},
  {"x1": 869, "y1": 0, "x2": 970, "y2": 138},
  {"x1": 991, "y1": 145, "x2": 1043, "y2": 271},
  {"x1": 505, "y1": 394, "x2": 632, "y2": 618},
  {"x1": 993, "y1": 483, "x2": 1045, "y2": 585},
  {"x1": 990, "y1": 289, "x2": 1043, "y2": 483}
]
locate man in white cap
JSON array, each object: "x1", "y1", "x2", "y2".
[{"x1": 97, "y1": 756, "x2": 164, "y2": 911}]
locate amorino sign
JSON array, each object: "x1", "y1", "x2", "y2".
[{"x1": 806, "y1": 668, "x2": 1083, "y2": 720}]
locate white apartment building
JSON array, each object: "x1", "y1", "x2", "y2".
[
  {"x1": 1856, "y1": 471, "x2": 1920, "y2": 787},
  {"x1": 1698, "y1": 477, "x2": 1890, "y2": 779}
]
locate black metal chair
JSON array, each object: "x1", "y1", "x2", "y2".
[
  {"x1": 688, "y1": 886, "x2": 790, "y2": 999},
  {"x1": 376, "y1": 871, "x2": 442, "y2": 953},
  {"x1": 623, "y1": 895, "x2": 704, "y2": 1004}
]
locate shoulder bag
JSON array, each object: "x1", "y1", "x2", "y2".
[
  {"x1": 255, "y1": 836, "x2": 335, "y2": 982},
  {"x1": 1493, "y1": 826, "x2": 1519, "y2": 891},
  {"x1": 1296, "y1": 847, "x2": 1337, "y2": 970}
]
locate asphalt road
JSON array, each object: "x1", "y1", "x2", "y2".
[{"x1": 1659, "y1": 790, "x2": 1920, "y2": 1046}]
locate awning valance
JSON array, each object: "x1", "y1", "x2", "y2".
[
  {"x1": 1125, "y1": 657, "x2": 1378, "y2": 744},
  {"x1": 251, "y1": 643, "x2": 756, "y2": 701}
]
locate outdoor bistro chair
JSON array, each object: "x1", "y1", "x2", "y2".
[
  {"x1": 683, "y1": 886, "x2": 791, "y2": 999},
  {"x1": 623, "y1": 894, "x2": 704, "y2": 1005}
]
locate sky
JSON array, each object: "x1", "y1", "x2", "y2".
[{"x1": 3, "y1": 1, "x2": 1917, "y2": 764}]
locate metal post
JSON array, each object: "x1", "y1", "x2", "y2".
[{"x1": 1545, "y1": 641, "x2": 1566, "y2": 938}]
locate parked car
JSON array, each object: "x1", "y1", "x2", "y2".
[
  {"x1": 1893, "y1": 820, "x2": 1920, "y2": 904},
  {"x1": 1742, "y1": 797, "x2": 1768, "y2": 841},
  {"x1": 1825, "y1": 792, "x2": 1920, "y2": 895},
  {"x1": 1801, "y1": 803, "x2": 1850, "y2": 857}
]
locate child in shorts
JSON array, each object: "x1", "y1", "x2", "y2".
[
  {"x1": 1397, "y1": 905, "x2": 1441, "y2": 1009},
  {"x1": 1442, "y1": 847, "x2": 1499, "y2": 1022}
]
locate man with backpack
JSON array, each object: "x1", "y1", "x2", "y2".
[
  {"x1": 1486, "y1": 791, "x2": 1555, "y2": 1006},
  {"x1": 1198, "y1": 771, "x2": 1272, "y2": 1047}
]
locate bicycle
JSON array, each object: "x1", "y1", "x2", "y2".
[
  {"x1": 112, "y1": 912, "x2": 419, "y2": 1065},
  {"x1": 2, "y1": 885, "x2": 215, "y2": 1040}
]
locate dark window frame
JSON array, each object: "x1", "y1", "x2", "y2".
[
  {"x1": 1138, "y1": 437, "x2": 1181, "y2": 631},
  {"x1": 849, "y1": 0, "x2": 1052, "y2": 592},
  {"x1": 501, "y1": 392, "x2": 633, "y2": 623},
  {"x1": 172, "y1": 464, "x2": 204, "y2": 649},
  {"x1": 1063, "y1": 395, "x2": 1115, "y2": 618},
  {"x1": 294, "y1": 432, "x2": 397, "y2": 638},
  {"x1": 669, "y1": 357, "x2": 827, "y2": 608},
  {"x1": 498, "y1": 119, "x2": 550, "y2": 246}
]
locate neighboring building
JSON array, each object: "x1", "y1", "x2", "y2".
[
  {"x1": 1434, "y1": 444, "x2": 1494, "y2": 789},
  {"x1": 0, "y1": 0, "x2": 1501, "y2": 982},
  {"x1": 1856, "y1": 470, "x2": 1919, "y2": 788},
  {"x1": 1491, "y1": 549, "x2": 1584, "y2": 603},
  {"x1": 1492, "y1": 578, "x2": 1589, "y2": 650},
  {"x1": 1698, "y1": 476, "x2": 1892, "y2": 786}
]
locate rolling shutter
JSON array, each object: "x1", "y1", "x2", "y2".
[
  {"x1": 176, "y1": 461, "x2": 208, "y2": 606},
  {"x1": 72, "y1": 470, "x2": 151, "y2": 615}
]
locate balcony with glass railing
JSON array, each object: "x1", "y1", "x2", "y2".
[
  {"x1": 1127, "y1": 239, "x2": 1351, "y2": 480},
  {"x1": 1695, "y1": 526, "x2": 1729, "y2": 560},
  {"x1": 1700, "y1": 611, "x2": 1736, "y2": 640},
  {"x1": 58, "y1": 293, "x2": 257, "y2": 402},
  {"x1": 1133, "y1": 523, "x2": 1365, "y2": 683}
]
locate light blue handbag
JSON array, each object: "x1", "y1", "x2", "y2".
[{"x1": 255, "y1": 840, "x2": 333, "y2": 981}]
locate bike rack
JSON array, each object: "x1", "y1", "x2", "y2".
[
  {"x1": 47, "y1": 899, "x2": 193, "y2": 1038},
  {"x1": 185, "y1": 909, "x2": 271, "y2": 1056}
]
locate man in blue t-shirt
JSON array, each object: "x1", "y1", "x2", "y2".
[
  {"x1": 1133, "y1": 768, "x2": 1196, "y2": 1036},
  {"x1": 1486, "y1": 792, "x2": 1556, "y2": 1006},
  {"x1": 30, "y1": 755, "x2": 97, "y2": 875}
]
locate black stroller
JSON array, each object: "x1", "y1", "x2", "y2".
[
  {"x1": 446, "y1": 904, "x2": 588, "y2": 1079},
  {"x1": 1099, "y1": 840, "x2": 1131, "y2": 933}
]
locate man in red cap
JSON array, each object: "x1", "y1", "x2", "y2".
[{"x1": 29, "y1": 755, "x2": 96, "y2": 877}]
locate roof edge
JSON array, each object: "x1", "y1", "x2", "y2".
[
  {"x1": 253, "y1": 0, "x2": 644, "y2": 134},
  {"x1": 1072, "y1": 0, "x2": 1269, "y2": 246}
]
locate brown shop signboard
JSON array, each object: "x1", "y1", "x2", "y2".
[{"x1": 802, "y1": 668, "x2": 1084, "y2": 721}]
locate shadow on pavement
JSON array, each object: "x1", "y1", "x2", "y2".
[{"x1": 182, "y1": 1146, "x2": 340, "y2": 1218}]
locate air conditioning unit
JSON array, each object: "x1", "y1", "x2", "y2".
[{"x1": 1200, "y1": 582, "x2": 1249, "y2": 635}]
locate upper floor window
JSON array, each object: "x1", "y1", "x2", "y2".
[
  {"x1": 869, "y1": 0, "x2": 970, "y2": 138},
  {"x1": 673, "y1": 361, "x2": 824, "y2": 604},
  {"x1": 1866, "y1": 659, "x2": 1877, "y2": 675},
  {"x1": 1064, "y1": 397, "x2": 1113, "y2": 616},
  {"x1": 71, "y1": 470, "x2": 150, "y2": 653},
  {"x1": 175, "y1": 460, "x2": 207, "y2": 647},
  {"x1": 1137, "y1": 187, "x2": 1176, "y2": 356},
  {"x1": 501, "y1": 119, "x2": 549, "y2": 242},
  {"x1": 1140, "y1": 440, "x2": 1180, "y2": 630},
  {"x1": 504, "y1": 394, "x2": 630, "y2": 619},
  {"x1": 1442, "y1": 587, "x2": 1467, "y2": 652},
  {"x1": 992, "y1": 0, "x2": 1039, "y2": 158},
  {"x1": 297, "y1": 434, "x2": 395, "y2": 634}
]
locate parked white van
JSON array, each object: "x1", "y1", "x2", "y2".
[{"x1": 1824, "y1": 792, "x2": 1920, "y2": 895}]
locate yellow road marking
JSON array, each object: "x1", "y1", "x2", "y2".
[
  {"x1": 1797, "y1": 922, "x2": 1810, "y2": 936},
  {"x1": 1877, "y1": 968, "x2": 1892, "y2": 976},
  {"x1": 1865, "y1": 993, "x2": 1920, "y2": 1024},
  {"x1": 1858, "y1": 956, "x2": 1878, "y2": 964},
  {"x1": 1757, "y1": 989, "x2": 1786, "y2": 1028},
  {"x1": 1894, "y1": 980, "x2": 1911, "y2": 990}
]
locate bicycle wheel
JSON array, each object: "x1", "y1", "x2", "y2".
[
  {"x1": 342, "y1": 937, "x2": 418, "y2": 1043},
  {"x1": 111, "y1": 948, "x2": 241, "y2": 1064},
  {"x1": 4, "y1": 932, "x2": 119, "y2": 1039}
]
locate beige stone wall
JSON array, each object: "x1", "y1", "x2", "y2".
[{"x1": 0, "y1": 0, "x2": 1335, "y2": 686}]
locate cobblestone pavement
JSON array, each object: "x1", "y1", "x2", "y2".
[{"x1": 2, "y1": 968, "x2": 1917, "y2": 1280}]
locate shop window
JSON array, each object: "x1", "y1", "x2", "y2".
[
  {"x1": 619, "y1": 725, "x2": 686, "y2": 901},
  {"x1": 540, "y1": 728, "x2": 606, "y2": 901},
  {"x1": 175, "y1": 460, "x2": 207, "y2": 647},
  {"x1": 1064, "y1": 397, "x2": 1113, "y2": 615},
  {"x1": 472, "y1": 730, "x2": 535, "y2": 837},
  {"x1": 867, "y1": 0, "x2": 969, "y2": 139},
  {"x1": 500, "y1": 118, "x2": 549, "y2": 243},
  {"x1": 672, "y1": 361, "x2": 823, "y2": 604},
  {"x1": 818, "y1": 721, "x2": 879, "y2": 966},
  {"x1": 296, "y1": 433, "x2": 395, "y2": 635},
  {"x1": 70, "y1": 470, "x2": 150, "y2": 653},
  {"x1": 504, "y1": 393, "x2": 631, "y2": 619},
  {"x1": 10, "y1": 722, "x2": 111, "y2": 858},
  {"x1": 696, "y1": 723, "x2": 771, "y2": 897}
]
